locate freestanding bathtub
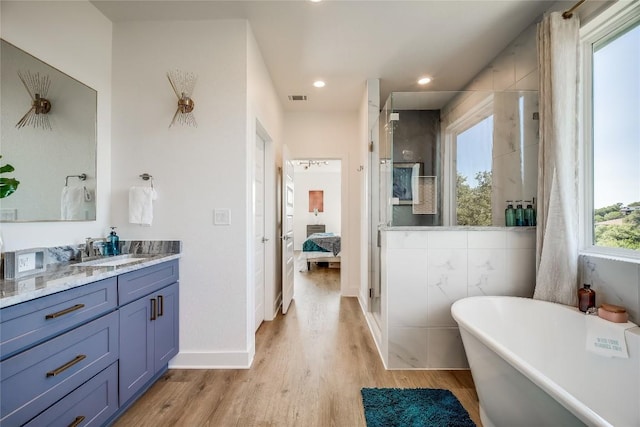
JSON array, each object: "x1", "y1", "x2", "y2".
[{"x1": 451, "y1": 296, "x2": 640, "y2": 427}]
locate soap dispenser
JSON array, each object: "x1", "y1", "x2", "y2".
[
  {"x1": 515, "y1": 201, "x2": 525, "y2": 226},
  {"x1": 109, "y1": 227, "x2": 120, "y2": 256},
  {"x1": 505, "y1": 201, "x2": 516, "y2": 226}
]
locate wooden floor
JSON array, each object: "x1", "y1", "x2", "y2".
[{"x1": 113, "y1": 263, "x2": 481, "y2": 426}]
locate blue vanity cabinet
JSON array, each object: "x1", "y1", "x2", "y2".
[
  {"x1": 24, "y1": 362, "x2": 118, "y2": 427},
  {"x1": 0, "y1": 312, "x2": 119, "y2": 426},
  {"x1": 118, "y1": 261, "x2": 179, "y2": 407},
  {"x1": 0, "y1": 277, "x2": 117, "y2": 360},
  {"x1": 0, "y1": 257, "x2": 179, "y2": 426}
]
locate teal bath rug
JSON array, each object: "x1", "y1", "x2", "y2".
[{"x1": 360, "y1": 388, "x2": 475, "y2": 427}]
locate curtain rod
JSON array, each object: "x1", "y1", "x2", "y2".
[{"x1": 562, "y1": 0, "x2": 587, "y2": 19}]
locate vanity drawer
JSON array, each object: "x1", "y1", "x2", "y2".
[
  {"x1": 0, "y1": 277, "x2": 117, "y2": 360},
  {"x1": 118, "y1": 260, "x2": 178, "y2": 305},
  {"x1": 0, "y1": 312, "x2": 118, "y2": 427},
  {"x1": 25, "y1": 362, "x2": 118, "y2": 427}
]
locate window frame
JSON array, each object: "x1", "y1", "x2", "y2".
[
  {"x1": 443, "y1": 94, "x2": 494, "y2": 226},
  {"x1": 579, "y1": 1, "x2": 640, "y2": 263}
]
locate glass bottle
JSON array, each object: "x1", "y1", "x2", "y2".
[
  {"x1": 515, "y1": 201, "x2": 524, "y2": 226},
  {"x1": 524, "y1": 201, "x2": 536, "y2": 226},
  {"x1": 505, "y1": 201, "x2": 516, "y2": 226},
  {"x1": 578, "y1": 284, "x2": 596, "y2": 312}
]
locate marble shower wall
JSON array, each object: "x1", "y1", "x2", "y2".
[
  {"x1": 382, "y1": 228, "x2": 536, "y2": 369},
  {"x1": 580, "y1": 255, "x2": 640, "y2": 324}
]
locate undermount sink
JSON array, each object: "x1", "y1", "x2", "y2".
[{"x1": 75, "y1": 254, "x2": 151, "y2": 267}]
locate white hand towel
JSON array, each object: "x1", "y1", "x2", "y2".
[
  {"x1": 61, "y1": 186, "x2": 86, "y2": 220},
  {"x1": 129, "y1": 186, "x2": 157, "y2": 226}
]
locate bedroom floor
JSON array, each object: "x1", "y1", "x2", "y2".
[{"x1": 113, "y1": 259, "x2": 481, "y2": 426}]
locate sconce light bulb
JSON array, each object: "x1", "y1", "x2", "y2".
[
  {"x1": 178, "y1": 96, "x2": 195, "y2": 113},
  {"x1": 33, "y1": 94, "x2": 51, "y2": 115}
]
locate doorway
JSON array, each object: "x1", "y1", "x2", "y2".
[
  {"x1": 292, "y1": 159, "x2": 342, "y2": 293},
  {"x1": 254, "y1": 122, "x2": 276, "y2": 332}
]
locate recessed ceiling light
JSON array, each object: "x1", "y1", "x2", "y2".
[
  {"x1": 313, "y1": 80, "x2": 326, "y2": 88},
  {"x1": 309, "y1": 0, "x2": 322, "y2": 3},
  {"x1": 418, "y1": 77, "x2": 432, "y2": 85}
]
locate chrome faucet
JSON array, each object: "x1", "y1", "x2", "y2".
[{"x1": 84, "y1": 237, "x2": 107, "y2": 259}]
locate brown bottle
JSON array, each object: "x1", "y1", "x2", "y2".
[{"x1": 578, "y1": 284, "x2": 596, "y2": 312}]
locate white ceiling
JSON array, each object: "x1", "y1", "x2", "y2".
[{"x1": 92, "y1": 0, "x2": 555, "y2": 113}]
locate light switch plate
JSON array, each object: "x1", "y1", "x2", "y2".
[{"x1": 214, "y1": 209, "x2": 231, "y2": 225}]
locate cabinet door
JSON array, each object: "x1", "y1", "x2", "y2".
[
  {"x1": 118, "y1": 296, "x2": 154, "y2": 406},
  {"x1": 154, "y1": 283, "x2": 179, "y2": 370}
]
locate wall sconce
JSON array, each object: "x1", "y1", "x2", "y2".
[
  {"x1": 15, "y1": 70, "x2": 52, "y2": 130},
  {"x1": 167, "y1": 69, "x2": 197, "y2": 128}
]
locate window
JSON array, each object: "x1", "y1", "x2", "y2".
[
  {"x1": 582, "y1": 3, "x2": 640, "y2": 258},
  {"x1": 455, "y1": 115, "x2": 493, "y2": 226}
]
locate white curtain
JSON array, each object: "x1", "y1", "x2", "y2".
[{"x1": 534, "y1": 12, "x2": 580, "y2": 306}]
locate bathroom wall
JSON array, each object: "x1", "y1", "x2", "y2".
[
  {"x1": 284, "y1": 112, "x2": 361, "y2": 296},
  {"x1": 0, "y1": 1, "x2": 112, "y2": 249},
  {"x1": 580, "y1": 256, "x2": 640, "y2": 324},
  {"x1": 391, "y1": 110, "x2": 440, "y2": 227},
  {"x1": 293, "y1": 163, "x2": 341, "y2": 250},
  {"x1": 457, "y1": 1, "x2": 640, "y2": 325},
  {"x1": 111, "y1": 19, "x2": 283, "y2": 368},
  {"x1": 382, "y1": 228, "x2": 536, "y2": 369}
]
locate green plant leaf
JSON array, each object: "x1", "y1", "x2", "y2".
[
  {"x1": 0, "y1": 164, "x2": 15, "y2": 174},
  {"x1": 0, "y1": 155, "x2": 20, "y2": 198},
  {"x1": 0, "y1": 177, "x2": 20, "y2": 198}
]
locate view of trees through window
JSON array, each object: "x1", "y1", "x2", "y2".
[
  {"x1": 592, "y1": 20, "x2": 640, "y2": 251},
  {"x1": 455, "y1": 115, "x2": 493, "y2": 226}
]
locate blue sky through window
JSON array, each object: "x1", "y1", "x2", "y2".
[
  {"x1": 593, "y1": 22, "x2": 640, "y2": 208},
  {"x1": 456, "y1": 115, "x2": 493, "y2": 188}
]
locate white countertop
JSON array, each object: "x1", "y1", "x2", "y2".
[{"x1": 0, "y1": 253, "x2": 181, "y2": 309}]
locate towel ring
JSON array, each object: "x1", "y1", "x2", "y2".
[{"x1": 139, "y1": 173, "x2": 154, "y2": 189}]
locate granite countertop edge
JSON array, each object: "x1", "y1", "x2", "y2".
[{"x1": 0, "y1": 253, "x2": 181, "y2": 309}]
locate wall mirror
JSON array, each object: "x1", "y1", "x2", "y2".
[{"x1": 0, "y1": 39, "x2": 97, "y2": 222}]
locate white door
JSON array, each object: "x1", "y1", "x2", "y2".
[
  {"x1": 254, "y1": 134, "x2": 266, "y2": 330},
  {"x1": 281, "y1": 145, "x2": 295, "y2": 314}
]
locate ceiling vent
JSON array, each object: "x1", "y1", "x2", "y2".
[{"x1": 288, "y1": 95, "x2": 307, "y2": 101}]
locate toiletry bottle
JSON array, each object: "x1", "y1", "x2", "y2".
[
  {"x1": 109, "y1": 227, "x2": 120, "y2": 256},
  {"x1": 515, "y1": 201, "x2": 524, "y2": 226},
  {"x1": 505, "y1": 201, "x2": 516, "y2": 226},
  {"x1": 578, "y1": 284, "x2": 596, "y2": 312},
  {"x1": 525, "y1": 201, "x2": 535, "y2": 226}
]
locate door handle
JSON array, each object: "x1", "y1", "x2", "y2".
[{"x1": 262, "y1": 237, "x2": 269, "y2": 243}]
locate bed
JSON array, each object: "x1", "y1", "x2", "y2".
[{"x1": 299, "y1": 232, "x2": 341, "y2": 271}]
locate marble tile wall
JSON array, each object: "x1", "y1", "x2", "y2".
[
  {"x1": 580, "y1": 255, "x2": 640, "y2": 324},
  {"x1": 383, "y1": 228, "x2": 536, "y2": 369}
]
